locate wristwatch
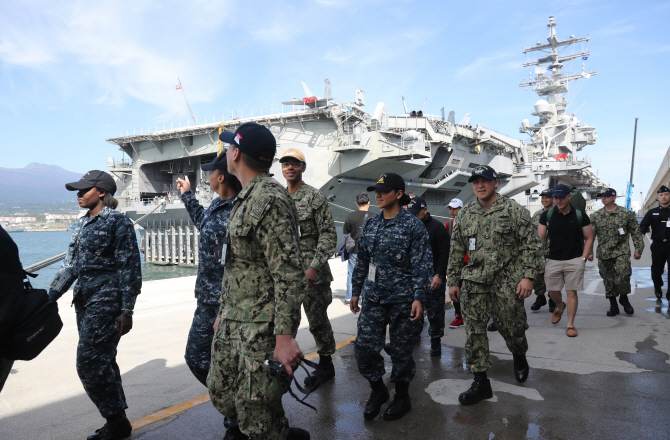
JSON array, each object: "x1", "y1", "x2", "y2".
[{"x1": 121, "y1": 308, "x2": 134, "y2": 317}]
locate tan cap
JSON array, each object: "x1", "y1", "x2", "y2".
[{"x1": 279, "y1": 148, "x2": 306, "y2": 163}]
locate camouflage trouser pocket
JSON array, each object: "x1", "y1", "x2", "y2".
[{"x1": 244, "y1": 355, "x2": 288, "y2": 404}]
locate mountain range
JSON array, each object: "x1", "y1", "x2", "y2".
[{"x1": 0, "y1": 163, "x2": 84, "y2": 207}]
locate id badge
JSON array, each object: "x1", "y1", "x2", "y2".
[
  {"x1": 368, "y1": 263, "x2": 377, "y2": 282},
  {"x1": 618, "y1": 228, "x2": 625, "y2": 235},
  {"x1": 220, "y1": 237, "x2": 230, "y2": 266},
  {"x1": 469, "y1": 238, "x2": 476, "y2": 251}
]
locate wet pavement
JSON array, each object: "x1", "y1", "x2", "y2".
[
  {"x1": 3, "y1": 237, "x2": 670, "y2": 439},
  {"x1": 133, "y1": 241, "x2": 670, "y2": 440}
]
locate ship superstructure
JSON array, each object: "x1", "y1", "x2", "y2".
[{"x1": 513, "y1": 16, "x2": 605, "y2": 210}]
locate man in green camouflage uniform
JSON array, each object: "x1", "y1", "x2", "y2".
[
  {"x1": 447, "y1": 165, "x2": 542, "y2": 405},
  {"x1": 530, "y1": 189, "x2": 557, "y2": 312},
  {"x1": 589, "y1": 188, "x2": 644, "y2": 316},
  {"x1": 207, "y1": 122, "x2": 310, "y2": 440},
  {"x1": 280, "y1": 147, "x2": 337, "y2": 387}
]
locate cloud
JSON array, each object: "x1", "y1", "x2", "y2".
[
  {"x1": 455, "y1": 50, "x2": 518, "y2": 77},
  {"x1": 0, "y1": 1, "x2": 229, "y2": 114}
]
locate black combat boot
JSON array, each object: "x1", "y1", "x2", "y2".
[
  {"x1": 619, "y1": 295, "x2": 634, "y2": 315},
  {"x1": 223, "y1": 425, "x2": 248, "y2": 440},
  {"x1": 513, "y1": 354, "x2": 529, "y2": 383},
  {"x1": 287, "y1": 427, "x2": 311, "y2": 440},
  {"x1": 655, "y1": 287, "x2": 663, "y2": 299},
  {"x1": 458, "y1": 371, "x2": 493, "y2": 405},
  {"x1": 487, "y1": 321, "x2": 497, "y2": 332},
  {"x1": 606, "y1": 297, "x2": 620, "y2": 316},
  {"x1": 383, "y1": 342, "x2": 391, "y2": 356},
  {"x1": 363, "y1": 378, "x2": 390, "y2": 420},
  {"x1": 383, "y1": 382, "x2": 412, "y2": 421},
  {"x1": 548, "y1": 298, "x2": 557, "y2": 313},
  {"x1": 303, "y1": 355, "x2": 335, "y2": 387},
  {"x1": 530, "y1": 295, "x2": 547, "y2": 311},
  {"x1": 430, "y1": 337, "x2": 441, "y2": 356},
  {"x1": 92, "y1": 411, "x2": 131, "y2": 440}
]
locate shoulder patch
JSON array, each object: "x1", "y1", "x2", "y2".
[
  {"x1": 311, "y1": 190, "x2": 326, "y2": 209},
  {"x1": 250, "y1": 194, "x2": 272, "y2": 221}
]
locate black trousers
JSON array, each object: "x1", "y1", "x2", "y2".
[{"x1": 650, "y1": 240, "x2": 670, "y2": 289}]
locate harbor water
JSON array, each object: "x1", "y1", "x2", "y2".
[{"x1": 8, "y1": 230, "x2": 196, "y2": 290}]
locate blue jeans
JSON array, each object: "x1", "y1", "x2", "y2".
[{"x1": 347, "y1": 253, "x2": 358, "y2": 300}]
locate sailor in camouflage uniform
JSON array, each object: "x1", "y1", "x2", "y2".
[
  {"x1": 279, "y1": 147, "x2": 337, "y2": 387},
  {"x1": 48, "y1": 171, "x2": 141, "y2": 440},
  {"x1": 530, "y1": 189, "x2": 557, "y2": 312},
  {"x1": 207, "y1": 122, "x2": 310, "y2": 440},
  {"x1": 589, "y1": 188, "x2": 644, "y2": 316},
  {"x1": 350, "y1": 173, "x2": 433, "y2": 421},
  {"x1": 447, "y1": 166, "x2": 542, "y2": 405},
  {"x1": 176, "y1": 153, "x2": 240, "y2": 437}
]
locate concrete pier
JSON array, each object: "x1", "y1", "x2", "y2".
[{"x1": 1, "y1": 238, "x2": 669, "y2": 439}]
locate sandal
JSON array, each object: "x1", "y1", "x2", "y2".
[
  {"x1": 551, "y1": 302, "x2": 566, "y2": 325},
  {"x1": 566, "y1": 327, "x2": 578, "y2": 337}
]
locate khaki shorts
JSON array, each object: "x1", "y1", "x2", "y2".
[{"x1": 545, "y1": 256, "x2": 585, "y2": 292}]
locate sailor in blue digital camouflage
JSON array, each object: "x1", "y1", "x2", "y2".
[
  {"x1": 207, "y1": 123, "x2": 310, "y2": 440},
  {"x1": 48, "y1": 170, "x2": 141, "y2": 440},
  {"x1": 589, "y1": 188, "x2": 644, "y2": 316},
  {"x1": 530, "y1": 189, "x2": 556, "y2": 312},
  {"x1": 176, "y1": 152, "x2": 240, "y2": 388},
  {"x1": 350, "y1": 173, "x2": 433, "y2": 421},
  {"x1": 280, "y1": 147, "x2": 337, "y2": 388},
  {"x1": 447, "y1": 166, "x2": 542, "y2": 406}
]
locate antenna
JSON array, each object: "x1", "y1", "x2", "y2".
[
  {"x1": 422, "y1": 96, "x2": 428, "y2": 113},
  {"x1": 402, "y1": 96, "x2": 408, "y2": 114},
  {"x1": 177, "y1": 78, "x2": 197, "y2": 125}
]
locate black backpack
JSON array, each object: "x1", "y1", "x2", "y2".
[{"x1": 6, "y1": 278, "x2": 63, "y2": 361}]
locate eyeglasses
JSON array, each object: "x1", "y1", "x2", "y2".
[{"x1": 281, "y1": 161, "x2": 303, "y2": 168}]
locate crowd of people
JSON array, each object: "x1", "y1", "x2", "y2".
[{"x1": 1, "y1": 121, "x2": 668, "y2": 440}]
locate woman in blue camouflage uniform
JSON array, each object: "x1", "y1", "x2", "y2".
[
  {"x1": 350, "y1": 172, "x2": 433, "y2": 422},
  {"x1": 48, "y1": 171, "x2": 141, "y2": 440},
  {"x1": 177, "y1": 153, "x2": 240, "y2": 386},
  {"x1": 176, "y1": 152, "x2": 241, "y2": 437}
]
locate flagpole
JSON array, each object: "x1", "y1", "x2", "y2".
[{"x1": 177, "y1": 77, "x2": 197, "y2": 125}]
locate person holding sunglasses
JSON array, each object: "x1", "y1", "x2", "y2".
[{"x1": 48, "y1": 170, "x2": 141, "y2": 440}]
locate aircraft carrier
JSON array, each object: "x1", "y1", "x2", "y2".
[{"x1": 104, "y1": 16, "x2": 605, "y2": 265}]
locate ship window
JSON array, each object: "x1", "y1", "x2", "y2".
[
  {"x1": 468, "y1": 163, "x2": 480, "y2": 169},
  {"x1": 454, "y1": 182, "x2": 467, "y2": 187},
  {"x1": 451, "y1": 158, "x2": 461, "y2": 165}
]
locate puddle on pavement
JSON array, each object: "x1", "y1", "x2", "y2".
[{"x1": 615, "y1": 334, "x2": 670, "y2": 372}]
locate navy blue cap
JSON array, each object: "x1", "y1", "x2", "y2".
[
  {"x1": 657, "y1": 185, "x2": 670, "y2": 194},
  {"x1": 219, "y1": 122, "x2": 276, "y2": 165},
  {"x1": 596, "y1": 187, "x2": 617, "y2": 197},
  {"x1": 540, "y1": 189, "x2": 553, "y2": 197},
  {"x1": 468, "y1": 165, "x2": 498, "y2": 182},
  {"x1": 367, "y1": 173, "x2": 405, "y2": 192},
  {"x1": 407, "y1": 196, "x2": 427, "y2": 214},
  {"x1": 66, "y1": 170, "x2": 116, "y2": 195},
  {"x1": 201, "y1": 152, "x2": 227, "y2": 172},
  {"x1": 552, "y1": 184, "x2": 571, "y2": 197}
]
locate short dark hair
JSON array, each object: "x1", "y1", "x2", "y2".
[
  {"x1": 356, "y1": 193, "x2": 369, "y2": 205},
  {"x1": 230, "y1": 144, "x2": 271, "y2": 172}
]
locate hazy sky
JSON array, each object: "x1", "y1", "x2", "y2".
[{"x1": 1, "y1": 0, "x2": 669, "y2": 202}]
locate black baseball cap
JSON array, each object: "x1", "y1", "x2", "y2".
[
  {"x1": 596, "y1": 187, "x2": 617, "y2": 197},
  {"x1": 407, "y1": 196, "x2": 427, "y2": 214},
  {"x1": 657, "y1": 185, "x2": 670, "y2": 194},
  {"x1": 201, "y1": 152, "x2": 227, "y2": 171},
  {"x1": 65, "y1": 170, "x2": 116, "y2": 194},
  {"x1": 468, "y1": 165, "x2": 498, "y2": 182},
  {"x1": 367, "y1": 173, "x2": 405, "y2": 192},
  {"x1": 219, "y1": 122, "x2": 276, "y2": 165},
  {"x1": 540, "y1": 189, "x2": 553, "y2": 197},
  {"x1": 552, "y1": 184, "x2": 571, "y2": 197}
]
